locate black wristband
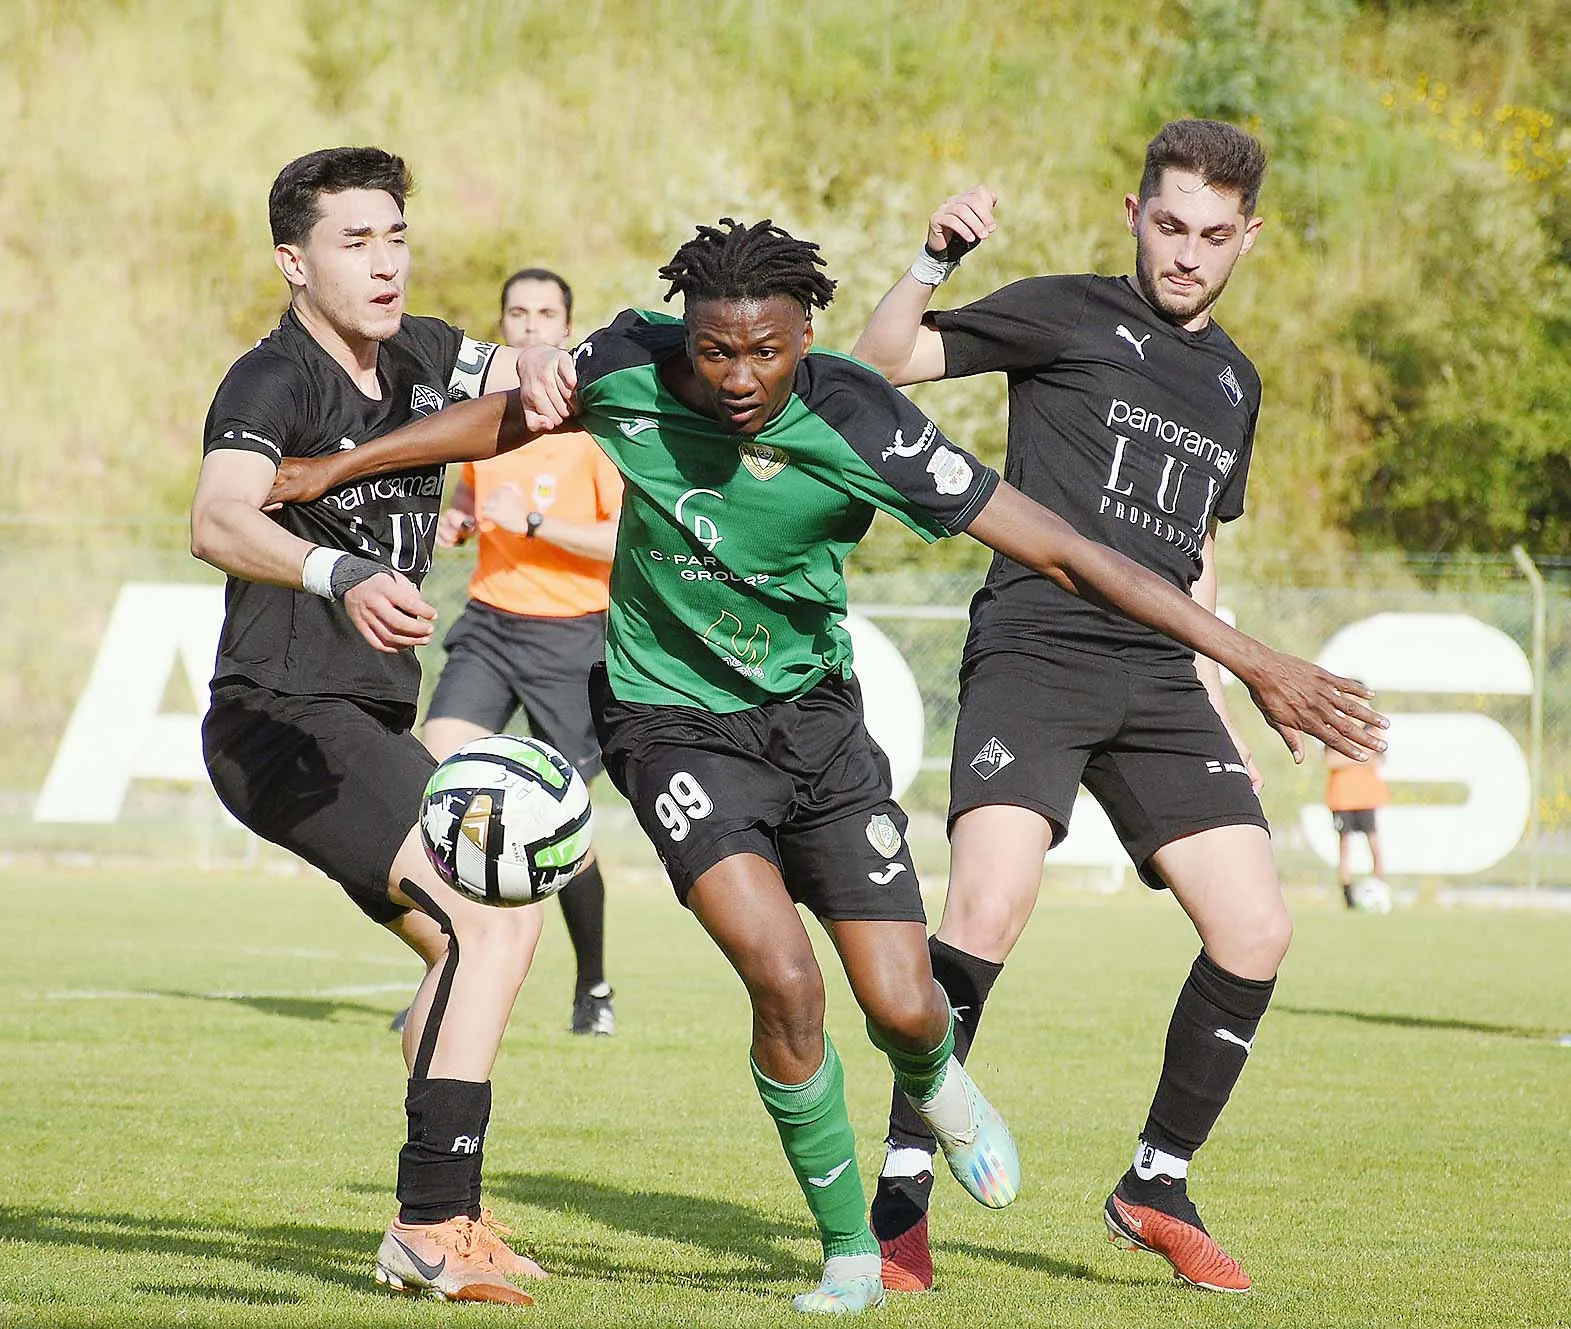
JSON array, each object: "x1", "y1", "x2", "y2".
[{"x1": 328, "y1": 554, "x2": 387, "y2": 600}]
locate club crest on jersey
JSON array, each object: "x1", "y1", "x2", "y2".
[
  {"x1": 1218, "y1": 364, "x2": 1245, "y2": 407},
  {"x1": 926, "y1": 446, "x2": 973, "y2": 496},
  {"x1": 738, "y1": 442, "x2": 789, "y2": 481},
  {"x1": 865, "y1": 813, "x2": 902, "y2": 858},
  {"x1": 970, "y1": 737, "x2": 1014, "y2": 780},
  {"x1": 410, "y1": 383, "x2": 446, "y2": 417}
]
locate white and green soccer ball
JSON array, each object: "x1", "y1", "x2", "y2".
[{"x1": 420, "y1": 735, "x2": 594, "y2": 906}]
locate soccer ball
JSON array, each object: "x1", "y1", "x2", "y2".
[
  {"x1": 420, "y1": 735, "x2": 594, "y2": 906},
  {"x1": 1350, "y1": 876, "x2": 1394, "y2": 914}
]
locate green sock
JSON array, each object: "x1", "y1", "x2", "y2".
[
  {"x1": 867, "y1": 1006, "x2": 955, "y2": 1102},
  {"x1": 751, "y1": 1034, "x2": 877, "y2": 1259}
]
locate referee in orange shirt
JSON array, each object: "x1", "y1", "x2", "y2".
[
  {"x1": 1325, "y1": 731, "x2": 1389, "y2": 910},
  {"x1": 423, "y1": 268, "x2": 623, "y2": 1034}
]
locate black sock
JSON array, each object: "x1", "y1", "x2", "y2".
[
  {"x1": 884, "y1": 937, "x2": 1005, "y2": 1153},
  {"x1": 869, "y1": 1168, "x2": 934, "y2": 1242},
  {"x1": 397, "y1": 1078, "x2": 491, "y2": 1225},
  {"x1": 1141, "y1": 951, "x2": 1275, "y2": 1159},
  {"x1": 558, "y1": 861, "x2": 607, "y2": 998}
]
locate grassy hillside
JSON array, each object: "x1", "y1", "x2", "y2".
[{"x1": 2, "y1": 0, "x2": 1567, "y2": 564}]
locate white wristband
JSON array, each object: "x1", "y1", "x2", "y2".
[
  {"x1": 909, "y1": 246, "x2": 960, "y2": 286},
  {"x1": 301, "y1": 546, "x2": 346, "y2": 600}
]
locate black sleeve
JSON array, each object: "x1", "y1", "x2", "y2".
[
  {"x1": 1215, "y1": 398, "x2": 1257, "y2": 523},
  {"x1": 807, "y1": 354, "x2": 1000, "y2": 541},
  {"x1": 573, "y1": 309, "x2": 685, "y2": 402},
  {"x1": 927, "y1": 274, "x2": 1094, "y2": 378},
  {"x1": 202, "y1": 351, "x2": 307, "y2": 463}
]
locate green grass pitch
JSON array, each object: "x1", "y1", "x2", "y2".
[{"x1": 2, "y1": 864, "x2": 1567, "y2": 1328}]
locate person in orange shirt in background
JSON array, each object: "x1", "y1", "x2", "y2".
[
  {"x1": 1325, "y1": 731, "x2": 1390, "y2": 910},
  {"x1": 422, "y1": 267, "x2": 624, "y2": 1034}
]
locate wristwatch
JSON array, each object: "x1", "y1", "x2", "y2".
[{"x1": 525, "y1": 511, "x2": 544, "y2": 538}]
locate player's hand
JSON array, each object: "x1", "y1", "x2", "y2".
[
  {"x1": 928, "y1": 185, "x2": 999, "y2": 256},
  {"x1": 435, "y1": 505, "x2": 476, "y2": 548},
  {"x1": 517, "y1": 345, "x2": 578, "y2": 432},
  {"x1": 343, "y1": 570, "x2": 437, "y2": 653},
  {"x1": 1243, "y1": 651, "x2": 1387, "y2": 765},
  {"x1": 264, "y1": 455, "x2": 340, "y2": 510},
  {"x1": 480, "y1": 482, "x2": 530, "y2": 534}
]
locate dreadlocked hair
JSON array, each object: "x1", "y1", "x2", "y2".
[{"x1": 658, "y1": 218, "x2": 837, "y2": 313}]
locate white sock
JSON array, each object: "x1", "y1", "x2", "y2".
[
  {"x1": 905, "y1": 1056, "x2": 976, "y2": 1142},
  {"x1": 881, "y1": 1146, "x2": 934, "y2": 1179},
  {"x1": 1133, "y1": 1139, "x2": 1189, "y2": 1181},
  {"x1": 822, "y1": 1254, "x2": 880, "y2": 1286}
]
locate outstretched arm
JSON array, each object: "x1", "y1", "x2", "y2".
[
  {"x1": 965, "y1": 482, "x2": 1386, "y2": 762},
  {"x1": 265, "y1": 345, "x2": 579, "y2": 506},
  {"x1": 852, "y1": 185, "x2": 997, "y2": 385}
]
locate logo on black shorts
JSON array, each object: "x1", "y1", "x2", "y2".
[
  {"x1": 1206, "y1": 759, "x2": 1249, "y2": 776},
  {"x1": 970, "y1": 737, "x2": 1014, "y2": 780},
  {"x1": 865, "y1": 813, "x2": 902, "y2": 857}
]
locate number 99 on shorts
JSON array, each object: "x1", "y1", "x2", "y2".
[{"x1": 654, "y1": 771, "x2": 713, "y2": 842}]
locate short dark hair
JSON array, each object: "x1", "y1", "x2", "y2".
[
  {"x1": 500, "y1": 268, "x2": 573, "y2": 322},
  {"x1": 1139, "y1": 120, "x2": 1268, "y2": 216},
  {"x1": 268, "y1": 147, "x2": 413, "y2": 247},
  {"x1": 658, "y1": 218, "x2": 837, "y2": 315}
]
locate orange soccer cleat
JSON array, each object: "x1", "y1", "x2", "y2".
[
  {"x1": 375, "y1": 1214, "x2": 535, "y2": 1305},
  {"x1": 1103, "y1": 1175, "x2": 1252, "y2": 1294}
]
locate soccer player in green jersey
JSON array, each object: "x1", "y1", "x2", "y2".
[{"x1": 268, "y1": 218, "x2": 1382, "y2": 1314}]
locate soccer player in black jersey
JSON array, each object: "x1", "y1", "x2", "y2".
[
  {"x1": 267, "y1": 212, "x2": 1382, "y2": 1314},
  {"x1": 190, "y1": 147, "x2": 551, "y2": 1306},
  {"x1": 853, "y1": 120, "x2": 1323, "y2": 1293}
]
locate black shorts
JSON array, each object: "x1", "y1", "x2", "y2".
[
  {"x1": 1332, "y1": 808, "x2": 1378, "y2": 835},
  {"x1": 949, "y1": 648, "x2": 1267, "y2": 889},
  {"x1": 203, "y1": 679, "x2": 434, "y2": 924},
  {"x1": 590, "y1": 665, "x2": 924, "y2": 921},
  {"x1": 426, "y1": 600, "x2": 606, "y2": 779}
]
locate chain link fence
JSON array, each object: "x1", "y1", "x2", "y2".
[{"x1": 7, "y1": 517, "x2": 1569, "y2": 897}]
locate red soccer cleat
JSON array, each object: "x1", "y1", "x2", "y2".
[{"x1": 1103, "y1": 1179, "x2": 1251, "y2": 1293}]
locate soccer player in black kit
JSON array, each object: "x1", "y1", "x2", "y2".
[
  {"x1": 189, "y1": 147, "x2": 549, "y2": 1306},
  {"x1": 854, "y1": 120, "x2": 1349, "y2": 1293}
]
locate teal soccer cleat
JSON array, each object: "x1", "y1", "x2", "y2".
[
  {"x1": 907, "y1": 1057, "x2": 1020, "y2": 1209},
  {"x1": 791, "y1": 1272, "x2": 886, "y2": 1315}
]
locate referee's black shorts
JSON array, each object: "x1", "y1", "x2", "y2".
[
  {"x1": 590, "y1": 665, "x2": 924, "y2": 921},
  {"x1": 203, "y1": 678, "x2": 435, "y2": 923},
  {"x1": 426, "y1": 600, "x2": 606, "y2": 779},
  {"x1": 949, "y1": 647, "x2": 1267, "y2": 889}
]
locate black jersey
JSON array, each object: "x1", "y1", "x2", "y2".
[
  {"x1": 930, "y1": 274, "x2": 1260, "y2": 671},
  {"x1": 201, "y1": 309, "x2": 500, "y2": 704}
]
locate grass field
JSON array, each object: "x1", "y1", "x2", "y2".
[{"x1": 3, "y1": 861, "x2": 1568, "y2": 1328}]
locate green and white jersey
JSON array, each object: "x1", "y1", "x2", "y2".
[{"x1": 574, "y1": 309, "x2": 1000, "y2": 711}]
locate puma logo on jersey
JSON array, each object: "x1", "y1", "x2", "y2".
[
  {"x1": 337, "y1": 437, "x2": 357, "y2": 451},
  {"x1": 867, "y1": 863, "x2": 907, "y2": 885},
  {"x1": 618, "y1": 417, "x2": 659, "y2": 439},
  {"x1": 1115, "y1": 324, "x2": 1151, "y2": 360}
]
